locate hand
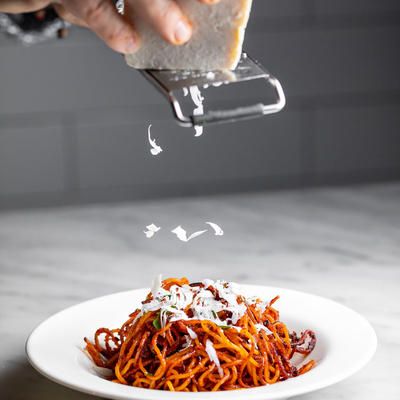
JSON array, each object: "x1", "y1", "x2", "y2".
[{"x1": 0, "y1": 0, "x2": 220, "y2": 54}]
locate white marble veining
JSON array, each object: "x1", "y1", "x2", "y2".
[{"x1": 0, "y1": 183, "x2": 399, "y2": 399}]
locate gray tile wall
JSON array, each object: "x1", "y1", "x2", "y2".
[{"x1": 0, "y1": 0, "x2": 399, "y2": 209}]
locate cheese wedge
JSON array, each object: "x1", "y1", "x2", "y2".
[{"x1": 125, "y1": 0, "x2": 253, "y2": 71}]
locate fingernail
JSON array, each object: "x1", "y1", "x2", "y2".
[
  {"x1": 174, "y1": 20, "x2": 192, "y2": 44},
  {"x1": 125, "y1": 37, "x2": 138, "y2": 54}
]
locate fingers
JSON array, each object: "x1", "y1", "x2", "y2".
[
  {"x1": 129, "y1": 0, "x2": 192, "y2": 45},
  {"x1": 53, "y1": 4, "x2": 88, "y2": 27},
  {"x1": 0, "y1": 0, "x2": 220, "y2": 52},
  {"x1": 0, "y1": 0, "x2": 50, "y2": 13},
  {"x1": 60, "y1": 0, "x2": 139, "y2": 54},
  {"x1": 197, "y1": 0, "x2": 220, "y2": 4}
]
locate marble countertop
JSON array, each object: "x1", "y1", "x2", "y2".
[{"x1": 1, "y1": 183, "x2": 399, "y2": 399}]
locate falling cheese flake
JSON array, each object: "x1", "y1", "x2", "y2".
[
  {"x1": 151, "y1": 274, "x2": 162, "y2": 297},
  {"x1": 194, "y1": 125, "x2": 203, "y2": 137},
  {"x1": 171, "y1": 225, "x2": 207, "y2": 242},
  {"x1": 206, "y1": 222, "x2": 224, "y2": 236},
  {"x1": 115, "y1": 0, "x2": 124, "y2": 14},
  {"x1": 189, "y1": 86, "x2": 204, "y2": 137},
  {"x1": 147, "y1": 124, "x2": 163, "y2": 156},
  {"x1": 143, "y1": 223, "x2": 161, "y2": 238}
]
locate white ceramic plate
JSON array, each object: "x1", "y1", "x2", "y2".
[{"x1": 26, "y1": 285, "x2": 376, "y2": 400}]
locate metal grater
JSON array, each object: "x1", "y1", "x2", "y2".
[{"x1": 139, "y1": 53, "x2": 286, "y2": 128}]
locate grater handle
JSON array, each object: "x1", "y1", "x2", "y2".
[
  {"x1": 175, "y1": 74, "x2": 286, "y2": 127},
  {"x1": 192, "y1": 103, "x2": 265, "y2": 125}
]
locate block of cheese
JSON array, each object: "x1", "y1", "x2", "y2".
[{"x1": 125, "y1": 0, "x2": 253, "y2": 71}]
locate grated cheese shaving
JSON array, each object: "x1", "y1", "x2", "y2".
[
  {"x1": 147, "y1": 124, "x2": 163, "y2": 156},
  {"x1": 151, "y1": 275, "x2": 162, "y2": 297},
  {"x1": 189, "y1": 86, "x2": 204, "y2": 137},
  {"x1": 186, "y1": 327, "x2": 198, "y2": 339},
  {"x1": 206, "y1": 339, "x2": 223, "y2": 377},
  {"x1": 143, "y1": 223, "x2": 161, "y2": 238},
  {"x1": 171, "y1": 225, "x2": 207, "y2": 242},
  {"x1": 205, "y1": 222, "x2": 224, "y2": 236}
]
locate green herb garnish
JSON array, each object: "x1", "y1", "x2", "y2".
[
  {"x1": 153, "y1": 315, "x2": 161, "y2": 330},
  {"x1": 218, "y1": 325, "x2": 231, "y2": 330}
]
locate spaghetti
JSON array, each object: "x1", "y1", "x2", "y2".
[{"x1": 84, "y1": 277, "x2": 316, "y2": 391}]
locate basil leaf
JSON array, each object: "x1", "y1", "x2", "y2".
[
  {"x1": 153, "y1": 315, "x2": 161, "y2": 330},
  {"x1": 219, "y1": 325, "x2": 231, "y2": 330}
]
